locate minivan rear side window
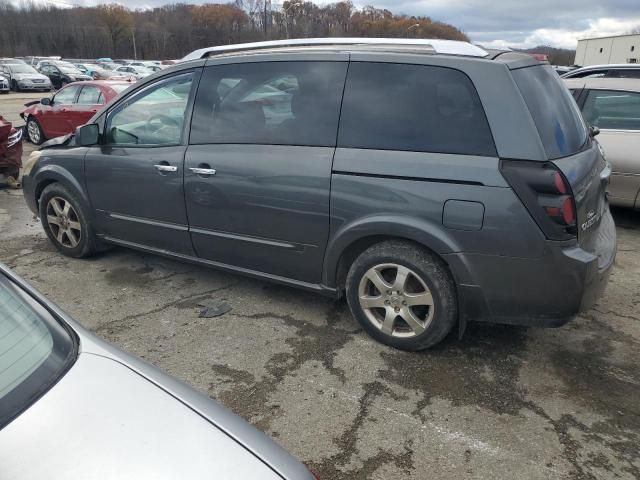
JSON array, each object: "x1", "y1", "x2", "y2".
[
  {"x1": 513, "y1": 65, "x2": 588, "y2": 159},
  {"x1": 338, "y1": 62, "x2": 497, "y2": 157},
  {"x1": 191, "y1": 62, "x2": 348, "y2": 147}
]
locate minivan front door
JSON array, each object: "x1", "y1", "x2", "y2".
[
  {"x1": 185, "y1": 60, "x2": 348, "y2": 283},
  {"x1": 85, "y1": 72, "x2": 197, "y2": 254}
]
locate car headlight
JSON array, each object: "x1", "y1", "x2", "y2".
[
  {"x1": 6, "y1": 128, "x2": 22, "y2": 148},
  {"x1": 22, "y1": 150, "x2": 42, "y2": 177}
]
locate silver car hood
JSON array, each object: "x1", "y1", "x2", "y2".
[
  {"x1": 0, "y1": 265, "x2": 314, "y2": 480},
  {"x1": 13, "y1": 73, "x2": 47, "y2": 80},
  {"x1": 0, "y1": 352, "x2": 281, "y2": 480}
]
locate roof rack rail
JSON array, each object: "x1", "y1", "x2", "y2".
[{"x1": 181, "y1": 38, "x2": 488, "y2": 62}]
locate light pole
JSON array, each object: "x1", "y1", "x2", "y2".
[
  {"x1": 406, "y1": 23, "x2": 420, "y2": 38},
  {"x1": 283, "y1": 0, "x2": 302, "y2": 39}
]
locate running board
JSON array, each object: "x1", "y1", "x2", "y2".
[{"x1": 100, "y1": 235, "x2": 339, "y2": 298}]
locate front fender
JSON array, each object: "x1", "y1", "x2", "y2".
[
  {"x1": 322, "y1": 214, "x2": 463, "y2": 288},
  {"x1": 30, "y1": 163, "x2": 90, "y2": 213}
]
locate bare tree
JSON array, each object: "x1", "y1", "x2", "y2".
[{"x1": 0, "y1": 1, "x2": 469, "y2": 59}]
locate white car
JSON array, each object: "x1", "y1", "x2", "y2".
[
  {"x1": 0, "y1": 74, "x2": 9, "y2": 94},
  {"x1": 114, "y1": 65, "x2": 153, "y2": 79}
]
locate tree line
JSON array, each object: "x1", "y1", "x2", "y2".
[{"x1": 0, "y1": 1, "x2": 469, "y2": 60}]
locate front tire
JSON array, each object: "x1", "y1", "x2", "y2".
[
  {"x1": 26, "y1": 117, "x2": 45, "y2": 145},
  {"x1": 11, "y1": 80, "x2": 19, "y2": 92},
  {"x1": 346, "y1": 241, "x2": 457, "y2": 351},
  {"x1": 39, "y1": 183, "x2": 96, "y2": 258}
]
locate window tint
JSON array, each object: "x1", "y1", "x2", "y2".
[
  {"x1": 513, "y1": 65, "x2": 587, "y2": 159},
  {"x1": 106, "y1": 72, "x2": 193, "y2": 146},
  {"x1": 582, "y1": 90, "x2": 640, "y2": 130},
  {"x1": 77, "y1": 86, "x2": 102, "y2": 105},
  {"x1": 566, "y1": 69, "x2": 606, "y2": 78},
  {"x1": 54, "y1": 85, "x2": 79, "y2": 104},
  {"x1": 605, "y1": 69, "x2": 640, "y2": 79},
  {"x1": 0, "y1": 276, "x2": 75, "y2": 428},
  {"x1": 191, "y1": 62, "x2": 348, "y2": 147},
  {"x1": 338, "y1": 62, "x2": 496, "y2": 156}
]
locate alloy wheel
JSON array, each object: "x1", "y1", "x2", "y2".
[
  {"x1": 27, "y1": 120, "x2": 41, "y2": 143},
  {"x1": 358, "y1": 263, "x2": 435, "y2": 338},
  {"x1": 46, "y1": 197, "x2": 82, "y2": 248}
]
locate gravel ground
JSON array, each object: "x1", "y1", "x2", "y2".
[{"x1": 1, "y1": 92, "x2": 639, "y2": 479}]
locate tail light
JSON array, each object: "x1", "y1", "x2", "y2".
[{"x1": 500, "y1": 160, "x2": 577, "y2": 241}]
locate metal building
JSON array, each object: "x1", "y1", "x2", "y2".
[{"x1": 575, "y1": 34, "x2": 640, "y2": 66}]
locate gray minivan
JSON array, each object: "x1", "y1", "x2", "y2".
[{"x1": 22, "y1": 39, "x2": 616, "y2": 350}]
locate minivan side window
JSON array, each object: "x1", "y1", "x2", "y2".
[
  {"x1": 190, "y1": 61, "x2": 348, "y2": 147},
  {"x1": 338, "y1": 62, "x2": 497, "y2": 157},
  {"x1": 582, "y1": 89, "x2": 640, "y2": 130},
  {"x1": 105, "y1": 72, "x2": 193, "y2": 146}
]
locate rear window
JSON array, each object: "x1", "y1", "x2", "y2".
[
  {"x1": 338, "y1": 62, "x2": 496, "y2": 156},
  {"x1": 0, "y1": 275, "x2": 76, "y2": 429},
  {"x1": 514, "y1": 65, "x2": 588, "y2": 159}
]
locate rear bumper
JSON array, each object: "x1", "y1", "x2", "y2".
[{"x1": 445, "y1": 208, "x2": 617, "y2": 327}]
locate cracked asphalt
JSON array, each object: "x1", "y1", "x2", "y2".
[{"x1": 1, "y1": 93, "x2": 639, "y2": 479}]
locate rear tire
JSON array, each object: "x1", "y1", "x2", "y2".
[
  {"x1": 346, "y1": 240, "x2": 457, "y2": 351},
  {"x1": 39, "y1": 183, "x2": 96, "y2": 258}
]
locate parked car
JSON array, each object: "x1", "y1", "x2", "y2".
[
  {"x1": 74, "y1": 63, "x2": 126, "y2": 80},
  {"x1": 0, "y1": 264, "x2": 317, "y2": 480},
  {"x1": 0, "y1": 57, "x2": 26, "y2": 65},
  {"x1": 36, "y1": 61, "x2": 92, "y2": 89},
  {"x1": 21, "y1": 80, "x2": 131, "y2": 145},
  {"x1": 0, "y1": 64, "x2": 52, "y2": 92},
  {"x1": 553, "y1": 65, "x2": 577, "y2": 76},
  {"x1": 0, "y1": 73, "x2": 8, "y2": 94},
  {"x1": 0, "y1": 115, "x2": 22, "y2": 186},
  {"x1": 565, "y1": 77, "x2": 640, "y2": 209},
  {"x1": 562, "y1": 64, "x2": 640, "y2": 79},
  {"x1": 22, "y1": 38, "x2": 616, "y2": 350},
  {"x1": 114, "y1": 64, "x2": 153, "y2": 79}
]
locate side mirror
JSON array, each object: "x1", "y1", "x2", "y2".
[
  {"x1": 590, "y1": 125, "x2": 600, "y2": 138},
  {"x1": 76, "y1": 124, "x2": 99, "y2": 146},
  {"x1": 41, "y1": 97, "x2": 51, "y2": 106}
]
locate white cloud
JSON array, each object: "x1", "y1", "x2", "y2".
[{"x1": 479, "y1": 17, "x2": 640, "y2": 49}]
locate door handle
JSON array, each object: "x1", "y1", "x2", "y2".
[
  {"x1": 154, "y1": 164, "x2": 178, "y2": 173},
  {"x1": 189, "y1": 167, "x2": 216, "y2": 176}
]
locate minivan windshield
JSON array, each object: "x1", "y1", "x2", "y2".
[
  {"x1": 0, "y1": 275, "x2": 76, "y2": 429},
  {"x1": 514, "y1": 65, "x2": 588, "y2": 159}
]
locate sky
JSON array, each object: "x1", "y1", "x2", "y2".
[{"x1": 38, "y1": 0, "x2": 640, "y2": 49}]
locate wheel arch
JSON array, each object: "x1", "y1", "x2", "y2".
[
  {"x1": 324, "y1": 217, "x2": 473, "y2": 339},
  {"x1": 323, "y1": 215, "x2": 462, "y2": 291},
  {"x1": 33, "y1": 166, "x2": 90, "y2": 213}
]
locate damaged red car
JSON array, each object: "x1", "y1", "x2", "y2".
[
  {"x1": 0, "y1": 115, "x2": 22, "y2": 188},
  {"x1": 20, "y1": 80, "x2": 131, "y2": 145}
]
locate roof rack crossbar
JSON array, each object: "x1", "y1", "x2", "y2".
[{"x1": 181, "y1": 38, "x2": 488, "y2": 61}]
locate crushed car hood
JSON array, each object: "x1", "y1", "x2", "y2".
[{"x1": 0, "y1": 353, "x2": 281, "y2": 480}]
